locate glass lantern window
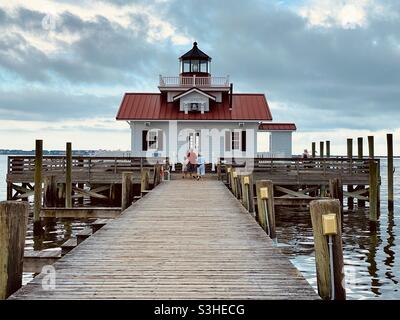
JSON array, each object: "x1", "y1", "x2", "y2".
[{"x1": 191, "y1": 60, "x2": 200, "y2": 72}]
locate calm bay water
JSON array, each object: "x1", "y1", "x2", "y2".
[{"x1": 0, "y1": 155, "x2": 399, "y2": 299}]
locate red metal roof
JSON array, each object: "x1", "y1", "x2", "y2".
[
  {"x1": 258, "y1": 123, "x2": 297, "y2": 131},
  {"x1": 116, "y1": 93, "x2": 272, "y2": 121}
]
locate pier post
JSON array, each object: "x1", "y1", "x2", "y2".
[
  {"x1": 141, "y1": 168, "x2": 150, "y2": 196},
  {"x1": 34, "y1": 139, "x2": 43, "y2": 235},
  {"x1": 387, "y1": 134, "x2": 394, "y2": 211},
  {"x1": 310, "y1": 199, "x2": 346, "y2": 300},
  {"x1": 44, "y1": 175, "x2": 57, "y2": 207},
  {"x1": 329, "y1": 178, "x2": 343, "y2": 207},
  {"x1": 357, "y1": 137, "x2": 365, "y2": 207},
  {"x1": 65, "y1": 142, "x2": 72, "y2": 208},
  {"x1": 240, "y1": 174, "x2": 255, "y2": 213},
  {"x1": 255, "y1": 180, "x2": 276, "y2": 239},
  {"x1": 320, "y1": 141, "x2": 324, "y2": 158},
  {"x1": 368, "y1": 136, "x2": 374, "y2": 159},
  {"x1": 312, "y1": 142, "x2": 316, "y2": 158},
  {"x1": 347, "y1": 138, "x2": 354, "y2": 210},
  {"x1": 0, "y1": 201, "x2": 29, "y2": 300},
  {"x1": 369, "y1": 161, "x2": 378, "y2": 222},
  {"x1": 121, "y1": 172, "x2": 135, "y2": 211},
  {"x1": 6, "y1": 182, "x2": 12, "y2": 201},
  {"x1": 326, "y1": 141, "x2": 330, "y2": 158}
]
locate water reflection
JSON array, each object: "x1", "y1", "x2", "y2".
[{"x1": 276, "y1": 158, "x2": 400, "y2": 299}]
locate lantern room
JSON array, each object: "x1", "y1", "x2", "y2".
[{"x1": 179, "y1": 42, "x2": 211, "y2": 76}]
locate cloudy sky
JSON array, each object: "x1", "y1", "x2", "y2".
[{"x1": 0, "y1": 0, "x2": 399, "y2": 155}]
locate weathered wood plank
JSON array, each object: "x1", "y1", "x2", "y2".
[{"x1": 10, "y1": 180, "x2": 318, "y2": 300}]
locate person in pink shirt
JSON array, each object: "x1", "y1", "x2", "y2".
[{"x1": 187, "y1": 149, "x2": 198, "y2": 178}]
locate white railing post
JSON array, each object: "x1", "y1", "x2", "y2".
[{"x1": 193, "y1": 75, "x2": 196, "y2": 87}]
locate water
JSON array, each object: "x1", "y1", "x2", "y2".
[
  {"x1": 276, "y1": 158, "x2": 400, "y2": 299},
  {"x1": 0, "y1": 155, "x2": 399, "y2": 298}
]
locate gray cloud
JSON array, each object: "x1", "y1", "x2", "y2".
[
  {"x1": 0, "y1": 88, "x2": 119, "y2": 121},
  {"x1": 0, "y1": 0, "x2": 399, "y2": 131}
]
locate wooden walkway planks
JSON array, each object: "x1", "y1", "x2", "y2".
[{"x1": 10, "y1": 180, "x2": 318, "y2": 300}]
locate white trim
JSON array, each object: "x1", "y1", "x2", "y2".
[{"x1": 172, "y1": 88, "x2": 217, "y2": 101}]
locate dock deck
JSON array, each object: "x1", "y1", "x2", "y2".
[{"x1": 10, "y1": 180, "x2": 317, "y2": 299}]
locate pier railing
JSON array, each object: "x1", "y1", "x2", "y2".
[
  {"x1": 7, "y1": 156, "x2": 169, "y2": 183},
  {"x1": 218, "y1": 157, "x2": 379, "y2": 185}
]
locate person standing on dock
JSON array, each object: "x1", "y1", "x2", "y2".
[
  {"x1": 182, "y1": 153, "x2": 189, "y2": 178},
  {"x1": 187, "y1": 149, "x2": 198, "y2": 178},
  {"x1": 197, "y1": 153, "x2": 205, "y2": 180}
]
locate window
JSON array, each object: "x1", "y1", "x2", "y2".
[
  {"x1": 188, "y1": 132, "x2": 200, "y2": 150},
  {"x1": 148, "y1": 131, "x2": 158, "y2": 150},
  {"x1": 191, "y1": 60, "x2": 199, "y2": 72},
  {"x1": 200, "y1": 60, "x2": 208, "y2": 73},
  {"x1": 232, "y1": 131, "x2": 240, "y2": 150},
  {"x1": 225, "y1": 130, "x2": 247, "y2": 152},
  {"x1": 183, "y1": 61, "x2": 191, "y2": 73},
  {"x1": 142, "y1": 130, "x2": 163, "y2": 151}
]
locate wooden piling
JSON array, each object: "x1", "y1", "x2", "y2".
[
  {"x1": 65, "y1": 142, "x2": 72, "y2": 208},
  {"x1": 0, "y1": 201, "x2": 29, "y2": 300},
  {"x1": 320, "y1": 141, "x2": 324, "y2": 158},
  {"x1": 310, "y1": 199, "x2": 346, "y2": 300},
  {"x1": 255, "y1": 180, "x2": 276, "y2": 239},
  {"x1": 357, "y1": 137, "x2": 363, "y2": 159},
  {"x1": 387, "y1": 133, "x2": 394, "y2": 211},
  {"x1": 357, "y1": 137, "x2": 365, "y2": 207},
  {"x1": 326, "y1": 141, "x2": 330, "y2": 158},
  {"x1": 240, "y1": 175, "x2": 255, "y2": 213},
  {"x1": 141, "y1": 168, "x2": 150, "y2": 195},
  {"x1": 121, "y1": 172, "x2": 135, "y2": 211},
  {"x1": 6, "y1": 182, "x2": 12, "y2": 201},
  {"x1": 347, "y1": 138, "x2": 354, "y2": 210},
  {"x1": 312, "y1": 142, "x2": 316, "y2": 158},
  {"x1": 369, "y1": 161, "x2": 378, "y2": 221},
  {"x1": 34, "y1": 139, "x2": 43, "y2": 234},
  {"x1": 44, "y1": 175, "x2": 57, "y2": 207},
  {"x1": 329, "y1": 178, "x2": 343, "y2": 207},
  {"x1": 368, "y1": 136, "x2": 374, "y2": 159}
]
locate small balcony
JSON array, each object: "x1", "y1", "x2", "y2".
[{"x1": 159, "y1": 75, "x2": 230, "y2": 89}]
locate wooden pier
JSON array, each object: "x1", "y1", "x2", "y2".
[{"x1": 9, "y1": 180, "x2": 317, "y2": 300}]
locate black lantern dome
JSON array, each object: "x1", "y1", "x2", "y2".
[{"x1": 179, "y1": 42, "x2": 211, "y2": 76}]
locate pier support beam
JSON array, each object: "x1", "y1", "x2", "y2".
[
  {"x1": 326, "y1": 141, "x2": 330, "y2": 158},
  {"x1": 357, "y1": 137, "x2": 365, "y2": 207},
  {"x1": 387, "y1": 134, "x2": 394, "y2": 211},
  {"x1": 44, "y1": 175, "x2": 57, "y2": 208},
  {"x1": 65, "y1": 142, "x2": 72, "y2": 208},
  {"x1": 320, "y1": 141, "x2": 324, "y2": 158},
  {"x1": 121, "y1": 172, "x2": 135, "y2": 211},
  {"x1": 34, "y1": 139, "x2": 43, "y2": 235},
  {"x1": 312, "y1": 142, "x2": 316, "y2": 158},
  {"x1": 369, "y1": 161, "x2": 379, "y2": 222},
  {"x1": 0, "y1": 201, "x2": 29, "y2": 300},
  {"x1": 310, "y1": 199, "x2": 346, "y2": 300},
  {"x1": 347, "y1": 138, "x2": 354, "y2": 210}
]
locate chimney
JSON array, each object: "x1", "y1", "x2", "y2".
[{"x1": 229, "y1": 83, "x2": 233, "y2": 111}]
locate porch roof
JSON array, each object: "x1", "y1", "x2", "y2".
[{"x1": 258, "y1": 123, "x2": 297, "y2": 131}]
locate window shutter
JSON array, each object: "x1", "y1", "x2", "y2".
[
  {"x1": 157, "y1": 130, "x2": 163, "y2": 151},
  {"x1": 225, "y1": 130, "x2": 231, "y2": 152},
  {"x1": 241, "y1": 130, "x2": 247, "y2": 152},
  {"x1": 142, "y1": 130, "x2": 148, "y2": 151}
]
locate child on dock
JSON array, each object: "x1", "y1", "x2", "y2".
[{"x1": 197, "y1": 153, "x2": 205, "y2": 180}]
